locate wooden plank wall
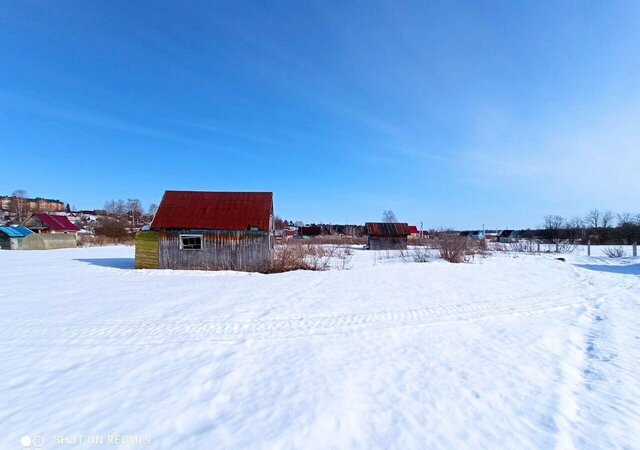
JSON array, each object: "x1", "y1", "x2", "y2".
[
  {"x1": 158, "y1": 230, "x2": 272, "y2": 271},
  {"x1": 368, "y1": 236, "x2": 408, "y2": 250},
  {"x1": 135, "y1": 231, "x2": 159, "y2": 269}
]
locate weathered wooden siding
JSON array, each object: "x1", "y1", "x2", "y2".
[
  {"x1": 135, "y1": 231, "x2": 159, "y2": 269},
  {"x1": 158, "y1": 230, "x2": 272, "y2": 271},
  {"x1": 368, "y1": 236, "x2": 408, "y2": 250}
]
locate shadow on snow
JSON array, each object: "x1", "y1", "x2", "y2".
[
  {"x1": 574, "y1": 262, "x2": 640, "y2": 276},
  {"x1": 75, "y1": 258, "x2": 134, "y2": 270}
]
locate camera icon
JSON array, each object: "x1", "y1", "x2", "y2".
[{"x1": 20, "y1": 435, "x2": 44, "y2": 448}]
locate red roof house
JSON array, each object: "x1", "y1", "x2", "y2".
[
  {"x1": 23, "y1": 213, "x2": 80, "y2": 234},
  {"x1": 407, "y1": 225, "x2": 429, "y2": 237},
  {"x1": 151, "y1": 191, "x2": 273, "y2": 231}
]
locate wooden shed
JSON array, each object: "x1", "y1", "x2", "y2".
[
  {"x1": 364, "y1": 222, "x2": 410, "y2": 250},
  {"x1": 135, "y1": 191, "x2": 274, "y2": 271}
]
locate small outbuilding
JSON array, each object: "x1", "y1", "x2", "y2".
[
  {"x1": 23, "y1": 213, "x2": 80, "y2": 235},
  {"x1": 0, "y1": 226, "x2": 33, "y2": 250},
  {"x1": 364, "y1": 222, "x2": 410, "y2": 250},
  {"x1": 136, "y1": 191, "x2": 274, "y2": 271},
  {"x1": 298, "y1": 226, "x2": 322, "y2": 238},
  {"x1": 498, "y1": 230, "x2": 519, "y2": 243},
  {"x1": 461, "y1": 230, "x2": 485, "y2": 240}
]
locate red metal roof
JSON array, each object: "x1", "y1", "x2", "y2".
[
  {"x1": 32, "y1": 213, "x2": 80, "y2": 232},
  {"x1": 151, "y1": 191, "x2": 273, "y2": 231},
  {"x1": 407, "y1": 225, "x2": 419, "y2": 234},
  {"x1": 364, "y1": 222, "x2": 410, "y2": 237}
]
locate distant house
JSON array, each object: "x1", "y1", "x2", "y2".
[
  {"x1": 460, "y1": 230, "x2": 485, "y2": 240},
  {"x1": 407, "y1": 225, "x2": 429, "y2": 239},
  {"x1": 0, "y1": 225, "x2": 76, "y2": 250},
  {"x1": 135, "y1": 191, "x2": 274, "y2": 271},
  {"x1": 364, "y1": 222, "x2": 410, "y2": 250},
  {"x1": 498, "y1": 230, "x2": 519, "y2": 243},
  {"x1": 298, "y1": 226, "x2": 322, "y2": 238},
  {"x1": 23, "y1": 213, "x2": 80, "y2": 235}
]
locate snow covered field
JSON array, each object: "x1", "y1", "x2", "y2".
[{"x1": 1, "y1": 246, "x2": 639, "y2": 449}]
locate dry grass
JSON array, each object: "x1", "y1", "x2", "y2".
[
  {"x1": 263, "y1": 242, "x2": 329, "y2": 273},
  {"x1": 263, "y1": 241, "x2": 355, "y2": 273},
  {"x1": 78, "y1": 234, "x2": 134, "y2": 247},
  {"x1": 292, "y1": 235, "x2": 366, "y2": 246}
]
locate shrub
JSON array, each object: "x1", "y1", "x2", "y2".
[
  {"x1": 412, "y1": 246, "x2": 432, "y2": 262},
  {"x1": 603, "y1": 246, "x2": 626, "y2": 258},
  {"x1": 508, "y1": 241, "x2": 538, "y2": 253},
  {"x1": 434, "y1": 235, "x2": 474, "y2": 263},
  {"x1": 326, "y1": 245, "x2": 354, "y2": 270}
]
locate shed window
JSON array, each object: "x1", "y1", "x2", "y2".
[{"x1": 180, "y1": 234, "x2": 203, "y2": 250}]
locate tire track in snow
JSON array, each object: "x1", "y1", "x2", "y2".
[
  {"x1": 550, "y1": 266, "x2": 640, "y2": 449},
  {"x1": 4, "y1": 276, "x2": 636, "y2": 345}
]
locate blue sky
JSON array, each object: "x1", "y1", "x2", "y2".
[{"x1": 1, "y1": 1, "x2": 639, "y2": 229}]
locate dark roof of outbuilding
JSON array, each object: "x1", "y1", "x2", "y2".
[
  {"x1": 498, "y1": 229, "x2": 516, "y2": 237},
  {"x1": 30, "y1": 213, "x2": 80, "y2": 232},
  {"x1": 298, "y1": 226, "x2": 322, "y2": 236},
  {"x1": 365, "y1": 222, "x2": 410, "y2": 237},
  {"x1": 151, "y1": 191, "x2": 273, "y2": 231}
]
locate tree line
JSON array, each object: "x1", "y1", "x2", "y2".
[{"x1": 542, "y1": 209, "x2": 640, "y2": 244}]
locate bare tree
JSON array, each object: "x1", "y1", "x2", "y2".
[
  {"x1": 569, "y1": 216, "x2": 584, "y2": 229},
  {"x1": 382, "y1": 210, "x2": 398, "y2": 223},
  {"x1": 601, "y1": 210, "x2": 614, "y2": 228},
  {"x1": 11, "y1": 189, "x2": 28, "y2": 222},
  {"x1": 126, "y1": 198, "x2": 143, "y2": 227},
  {"x1": 147, "y1": 203, "x2": 158, "y2": 218},
  {"x1": 566, "y1": 216, "x2": 585, "y2": 243},
  {"x1": 544, "y1": 215, "x2": 565, "y2": 243},
  {"x1": 617, "y1": 212, "x2": 635, "y2": 226},
  {"x1": 104, "y1": 199, "x2": 127, "y2": 217},
  {"x1": 585, "y1": 209, "x2": 600, "y2": 228},
  {"x1": 273, "y1": 215, "x2": 286, "y2": 230}
]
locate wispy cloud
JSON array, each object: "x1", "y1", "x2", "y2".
[
  {"x1": 461, "y1": 99, "x2": 640, "y2": 211},
  {"x1": 169, "y1": 119, "x2": 280, "y2": 146},
  {"x1": 0, "y1": 92, "x2": 262, "y2": 160}
]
